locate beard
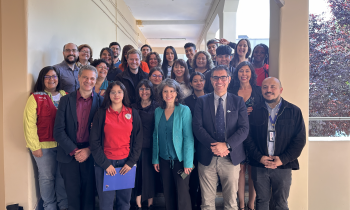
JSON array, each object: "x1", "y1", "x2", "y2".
[
  {"x1": 264, "y1": 95, "x2": 280, "y2": 104},
  {"x1": 64, "y1": 55, "x2": 77, "y2": 64}
]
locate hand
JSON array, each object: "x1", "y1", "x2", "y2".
[
  {"x1": 154, "y1": 164, "x2": 160, "y2": 172},
  {"x1": 260, "y1": 156, "x2": 273, "y2": 166},
  {"x1": 219, "y1": 38, "x2": 230, "y2": 45},
  {"x1": 32, "y1": 149, "x2": 43, "y2": 158},
  {"x1": 75, "y1": 148, "x2": 91, "y2": 163},
  {"x1": 184, "y1": 168, "x2": 192, "y2": 175},
  {"x1": 265, "y1": 156, "x2": 283, "y2": 169},
  {"x1": 119, "y1": 164, "x2": 131, "y2": 175},
  {"x1": 247, "y1": 107, "x2": 253, "y2": 115},
  {"x1": 106, "y1": 165, "x2": 116, "y2": 176},
  {"x1": 211, "y1": 142, "x2": 229, "y2": 157}
]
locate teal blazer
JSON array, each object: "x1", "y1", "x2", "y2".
[{"x1": 152, "y1": 104, "x2": 194, "y2": 168}]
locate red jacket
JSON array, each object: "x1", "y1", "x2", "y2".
[{"x1": 33, "y1": 92, "x2": 57, "y2": 142}]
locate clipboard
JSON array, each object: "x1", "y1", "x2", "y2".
[{"x1": 103, "y1": 165, "x2": 136, "y2": 191}]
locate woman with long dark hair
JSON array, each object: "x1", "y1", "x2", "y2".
[
  {"x1": 100, "y1": 47, "x2": 122, "y2": 82},
  {"x1": 23, "y1": 66, "x2": 68, "y2": 210},
  {"x1": 231, "y1": 39, "x2": 252, "y2": 68},
  {"x1": 251, "y1": 44, "x2": 269, "y2": 86},
  {"x1": 170, "y1": 59, "x2": 192, "y2": 98},
  {"x1": 161, "y1": 46, "x2": 178, "y2": 78},
  {"x1": 90, "y1": 81, "x2": 143, "y2": 210}
]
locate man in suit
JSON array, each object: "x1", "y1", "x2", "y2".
[
  {"x1": 53, "y1": 65, "x2": 104, "y2": 210},
  {"x1": 193, "y1": 65, "x2": 249, "y2": 210}
]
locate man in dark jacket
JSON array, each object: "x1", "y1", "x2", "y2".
[
  {"x1": 115, "y1": 49, "x2": 148, "y2": 104},
  {"x1": 245, "y1": 77, "x2": 306, "y2": 210},
  {"x1": 53, "y1": 65, "x2": 104, "y2": 210}
]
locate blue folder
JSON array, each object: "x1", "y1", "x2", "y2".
[{"x1": 103, "y1": 165, "x2": 137, "y2": 191}]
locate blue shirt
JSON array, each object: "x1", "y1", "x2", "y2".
[
  {"x1": 265, "y1": 98, "x2": 283, "y2": 156},
  {"x1": 53, "y1": 60, "x2": 80, "y2": 93},
  {"x1": 158, "y1": 112, "x2": 178, "y2": 161},
  {"x1": 114, "y1": 60, "x2": 121, "y2": 68}
]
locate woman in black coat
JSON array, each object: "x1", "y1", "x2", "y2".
[{"x1": 131, "y1": 79, "x2": 159, "y2": 209}]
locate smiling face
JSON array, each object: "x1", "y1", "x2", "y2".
[
  {"x1": 162, "y1": 85, "x2": 177, "y2": 104},
  {"x1": 211, "y1": 69, "x2": 231, "y2": 96},
  {"x1": 185, "y1": 47, "x2": 196, "y2": 61},
  {"x1": 96, "y1": 62, "x2": 108, "y2": 79},
  {"x1": 261, "y1": 78, "x2": 283, "y2": 103},
  {"x1": 253, "y1": 46, "x2": 266, "y2": 63},
  {"x1": 110, "y1": 45, "x2": 120, "y2": 59},
  {"x1": 148, "y1": 54, "x2": 159, "y2": 68},
  {"x1": 139, "y1": 84, "x2": 151, "y2": 101},
  {"x1": 79, "y1": 47, "x2": 90, "y2": 62},
  {"x1": 173, "y1": 63, "x2": 185, "y2": 78},
  {"x1": 196, "y1": 53, "x2": 207, "y2": 69},
  {"x1": 78, "y1": 70, "x2": 96, "y2": 92},
  {"x1": 190, "y1": 75, "x2": 205, "y2": 91},
  {"x1": 216, "y1": 54, "x2": 233, "y2": 67},
  {"x1": 44, "y1": 70, "x2": 58, "y2": 91},
  {"x1": 207, "y1": 43, "x2": 217, "y2": 57},
  {"x1": 237, "y1": 65, "x2": 251, "y2": 84},
  {"x1": 237, "y1": 40, "x2": 249, "y2": 57},
  {"x1": 63, "y1": 43, "x2": 78, "y2": 64},
  {"x1": 127, "y1": 53, "x2": 141, "y2": 71},
  {"x1": 101, "y1": 50, "x2": 112, "y2": 65},
  {"x1": 165, "y1": 48, "x2": 175, "y2": 62},
  {"x1": 149, "y1": 70, "x2": 163, "y2": 85},
  {"x1": 110, "y1": 85, "x2": 124, "y2": 105}
]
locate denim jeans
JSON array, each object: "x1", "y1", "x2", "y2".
[
  {"x1": 33, "y1": 147, "x2": 68, "y2": 210},
  {"x1": 95, "y1": 158, "x2": 132, "y2": 210}
]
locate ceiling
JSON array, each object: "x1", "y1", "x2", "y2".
[{"x1": 124, "y1": 0, "x2": 215, "y2": 48}]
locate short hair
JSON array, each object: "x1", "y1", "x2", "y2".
[
  {"x1": 109, "y1": 42, "x2": 121, "y2": 49},
  {"x1": 184, "y1": 42, "x2": 196, "y2": 50},
  {"x1": 101, "y1": 81, "x2": 130, "y2": 109},
  {"x1": 232, "y1": 39, "x2": 252, "y2": 67},
  {"x1": 90, "y1": 59, "x2": 109, "y2": 68},
  {"x1": 34, "y1": 66, "x2": 61, "y2": 92},
  {"x1": 251, "y1": 43, "x2": 269, "y2": 65},
  {"x1": 78, "y1": 65, "x2": 98, "y2": 77},
  {"x1": 207, "y1": 39, "x2": 218, "y2": 47},
  {"x1": 157, "y1": 78, "x2": 184, "y2": 109},
  {"x1": 170, "y1": 59, "x2": 191, "y2": 89},
  {"x1": 135, "y1": 79, "x2": 155, "y2": 103},
  {"x1": 192, "y1": 51, "x2": 215, "y2": 70},
  {"x1": 233, "y1": 61, "x2": 257, "y2": 87},
  {"x1": 121, "y1": 45, "x2": 134, "y2": 70},
  {"x1": 148, "y1": 67, "x2": 164, "y2": 80},
  {"x1": 216, "y1": 45, "x2": 233, "y2": 56},
  {"x1": 145, "y1": 52, "x2": 162, "y2": 68},
  {"x1": 78, "y1": 44, "x2": 93, "y2": 63},
  {"x1": 210, "y1": 65, "x2": 231, "y2": 77},
  {"x1": 63, "y1": 43, "x2": 78, "y2": 52},
  {"x1": 141, "y1": 44, "x2": 152, "y2": 52},
  {"x1": 127, "y1": 49, "x2": 141, "y2": 59},
  {"x1": 189, "y1": 71, "x2": 205, "y2": 83}
]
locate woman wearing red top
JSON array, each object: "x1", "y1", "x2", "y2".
[
  {"x1": 251, "y1": 44, "x2": 269, "y2": 86},
  {"x1": 89, "y1": 81, "x2": 143, "y2": 210}
]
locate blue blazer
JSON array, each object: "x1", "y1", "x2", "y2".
[
  {"x1": 53, "y1": 91, "x2": 103, "y2": 163},
  {"x1": 192, "y1": 92, "x2": 249, "y2": 166},
  {"x1": 152, "y1": 104, "x2": 194, "y2": 168}
]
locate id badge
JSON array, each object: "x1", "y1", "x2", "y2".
[{"x1": 268, "y1": 130, "x2": 275, "y2": 142}]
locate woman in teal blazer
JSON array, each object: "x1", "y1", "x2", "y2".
[{"x1": 152, "y1": 78, "x2": 194, "y2": 210}]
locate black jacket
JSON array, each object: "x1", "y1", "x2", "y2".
[
  {"x1": 89, "y1": 107, "x2": 143, "y2": 170},
  {"x1": 114, "y1": 67, "x2": 149, "y2": 104},
  {"x1": 53, "y1": 91, "x2": 104, "y2": 163},
  {"x1": 228, "y1": 85, "x2": 264, "y2": 106},
  {"x1": 244, "y1": 99, "x2": 306, "y2": 170}
]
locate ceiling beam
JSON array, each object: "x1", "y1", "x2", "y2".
[{"x1": 136, "y1": 20, "x2": 205, "y2": 25}]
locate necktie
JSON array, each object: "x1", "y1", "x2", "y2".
[{"x1": 216, "y1": 97, "x2": 225, "y2": 142}]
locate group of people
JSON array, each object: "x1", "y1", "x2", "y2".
[{"x1": 23, "y1": 38, "x2": 306, "y2": 210}]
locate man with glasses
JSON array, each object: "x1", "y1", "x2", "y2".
[
  {"x1": 204, "y1": 45, "x2": 234, "y2": 93},
  {"x1": 193, "y1": 65, "x2": 249, "y2": 210},
  {"x1": 54, "y1": 43, "x2": 80, "y2": 93},
  {"x1": 109, "y1": 42, "x2": 122, "y2": 68}
]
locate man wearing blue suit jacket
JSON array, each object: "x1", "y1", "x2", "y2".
[
  {"x1": 193, "y1": 65, "x2": 249, "y2": 210},
  {"x1": 54, "y1": 65, "x2": 104, "y2": 210}
]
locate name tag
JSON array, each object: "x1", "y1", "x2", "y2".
[{"x1": 269, "y1": 131, "x2": 275, "y2": 142}]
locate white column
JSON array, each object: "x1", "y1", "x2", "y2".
[{"x1": 219, "y1": 0, "x2": 239, "y2": 42}]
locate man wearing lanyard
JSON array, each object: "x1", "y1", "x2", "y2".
[{"x1": 245, "y1": 77, "x2": 306, "y2": 210}]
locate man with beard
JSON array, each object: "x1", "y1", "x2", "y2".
[
  {"x1": 54, "y1": 43, "x2": 80, "y2": 93},
  {"x1": 244, "y1": 77, "x2": 306, "y2": 210},
  {"x1": 141, "y1": 44, "x2": 152, "y2": 62},
  {"x1": 109, "y1": 42, "x2": 122, "y2": 68}
]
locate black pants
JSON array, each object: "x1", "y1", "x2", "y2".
[
  {"x1": 251, "y1": 166, "x2": 292, "y2": 210},
  {"x1": 159, "y1": 158, "x2": 192, "y2": 210},
  {"x1": 59, "y1": 155, "x2": 95, "y2": 210},
  {"x1": 189, "y1": 156, "x2": 201, "y2": 210}
]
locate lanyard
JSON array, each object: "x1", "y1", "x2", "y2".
[{"x1": 268, "y1": 102, "x2": 282, "y2": 129}]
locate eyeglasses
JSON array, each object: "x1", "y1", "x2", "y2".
[
  {"x1": 151, "y1": 74, "x2": 163, "y2": 78},
  {"x1": 211, "y1": 76, "x2": 229, "y2": 82},
  {"x1": 81, "y1": 50, "x2": 90, "y2": 54},
  {"x1": 64, "y1": 49, "x2": 77, "y2": 53},
  {"x1": 97, "y1": 66, "x2": 109, "y2": 70},
  {"x1": 44, "y1": 75, "x2": 58, "y2": 80},
  {"x1": 139, "y1": 88, "x2": 150, "y2": 91}
]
